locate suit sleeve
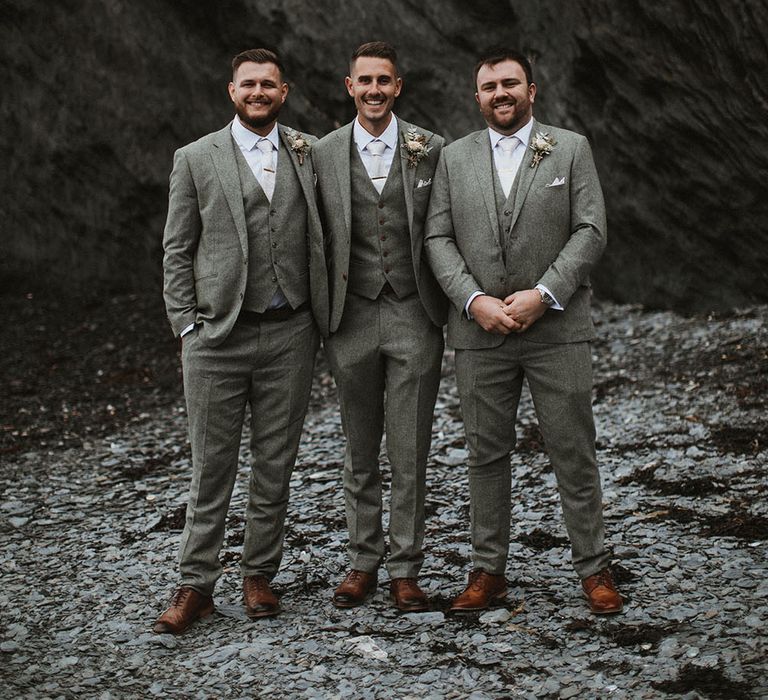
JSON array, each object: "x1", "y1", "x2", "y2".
[
  {"x1": 424, "y1": 150, "x2": 484, "y2": 313},
  {"x1": 162, "y1": 148, "x2": 201, "y2": 337},
  {"x1": 537, "y1": 136, "x2": 607, "y2": 306}
]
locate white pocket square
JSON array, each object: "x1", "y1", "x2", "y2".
[
  {"x1": 545, "y1": 176, "x2": 566, "y2": 188},
  {"x1": 416, "y1": 178, "x2": 432, "y2": 188}
]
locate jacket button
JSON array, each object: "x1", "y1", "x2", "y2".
[
  {"x1": 384, "y1": 268, "x2": 391, "y2": 274},
  {"x1": 379, "y1": 218, "x2": 385, "y2": 225},
  {"x1": 378, "y1": 202, "x2": 384, "y2": 209},
  {"x1": 342, "y1": 273, "x2": 348, "y2": 281},
  {"x1": 380, "y1": 235, "x2": 386, "y2": 241},
  {"x1": 504, "y1": 210, "x2": 512, "y2": 216},
  {"x1": 272, "y1": 242, "x2": 277, "y2": 248},
  {"x1": 383, "y1": 251, "x2": 389, "y2": 257},
  {"x1": 271, "y1": 276, "x2": 277, "y2": 282},
  {"x1": 270, "y1": 210, "x2": 277, "y2": 215}
]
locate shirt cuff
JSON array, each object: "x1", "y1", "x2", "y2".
[
  {"x1": 464, "y1": 291, "x2": 486, "y2": 319},
  {"x1": 535, "y1": 284, "x2": 563, "y2": 311},
  {"x1": 180, "y1": 322, "x2": 196, "y2": 337}
]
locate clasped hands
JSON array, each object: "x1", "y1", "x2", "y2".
[{"x1": 469, "y1": 289, "x2": 547, "y2": 335}]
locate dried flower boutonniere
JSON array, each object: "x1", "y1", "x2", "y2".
[
  {"x1": 401, "y1": 127, "x2": 432, "y2": 168},
  {"x1": 286, "y1": 129, "x2": 311, "y2": 165},
  {"x1": 529, "y1": 131, "x2": 556, "y2": 168}
]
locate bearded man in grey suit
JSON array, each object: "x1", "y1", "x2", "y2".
[
  {"x1": 424, "y1": 47, "x2": 622, "y2": 615},
  {"x1": 312, "y1": 42, "x2": 446, "y2": 612},
  {"x1": 154, "y1": 49, "x2": 329, "y2": 634}
]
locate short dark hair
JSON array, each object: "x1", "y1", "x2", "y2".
[
  {"x1": 473, "y1": 47, "x2": 533, "y2": 86},
  {"x1": 350, "y1": 41, "x2": 398, "y2": 74},
  {"x1": 231, "y1": 48, "x2": 284, "y2": 80}
]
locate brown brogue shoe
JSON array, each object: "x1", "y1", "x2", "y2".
[
  {"x1": 243, "y1": 575, "x2": 280, "y2": 618},
  {"x1": 582, "y1": 568, "x2": 623, "y2": 614},
  {"x1": 450, "y1": 569, "x2": 507, "y2": 612},
  {"x1": 332, "y1": 570, "x2": 377, "y2": 608},
  {"x1": 153, "y1": 586, "x2": 214, "y2": 635},
  {"x1": 390, "y1": 578, "x2": 430, "y2": 613}
]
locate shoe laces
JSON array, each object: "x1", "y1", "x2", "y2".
[
  {"x1": 392, "y1": 577, "x2": 418, "y2": 589},
  {"x1": 586, "y1": 569, "x2": 614, "y2": 592},
  {"x1": 468, "y1": 570, "x2": 494, "y2": 591},
  {"x1": 245, "y1": 576, "x2": 270, "y2": 591},
  {"x1": 170, "y1": 587, "x2": 192, "y2": 606}
]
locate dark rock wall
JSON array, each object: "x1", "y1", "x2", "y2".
[{"x1": 2, "y1": 0, "x2": 766, "y2": 311}]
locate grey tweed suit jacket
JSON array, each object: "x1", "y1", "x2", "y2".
[
  {"x1": 424, "y1": 119, "x2": 607, "y2": 349},
  {"x1": 162, "y1": 122, "x2": 330, "y2": 345},
  {"x1": 312, "y1": 117, "x2": 448, "y2": 333}
]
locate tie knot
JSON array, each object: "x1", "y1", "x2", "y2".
[
  {"x1": 499, "y1": 136, "x2": 518, "y2": 155},
  {"x1": 366, "y1": 139, "x2": 387, "y2": 157},
  {"x1": 257, "y1": 139, "x2": 274, "y2": 155}
]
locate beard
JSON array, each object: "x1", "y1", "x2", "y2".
[{"x1": 234, "y1": 100, "x2": 282, "y2": 130}]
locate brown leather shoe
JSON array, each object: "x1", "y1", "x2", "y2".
[
  {"x1": 153, "y1": 586, "x2": 214, "y2": 634},
  {"x1": 243, "y1": 575, "x2": 280, "y2": 618},
  {"x1": 332, "y1": 570, "x2": 377, "y2": 608},
  {"x1": 582, "y1": 568, "x2": 623, "y2": 614},
  {"x1": 450, "y1": 569, "x2": 507, "y2": 612},
  {"x1": 390, "y1": 578, "x2": 430, "y2": 612}
]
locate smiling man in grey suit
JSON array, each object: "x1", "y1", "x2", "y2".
[
  {"x1": 155, "y1": 48, "x2": 328, "y2": 634},
  {"x1": 312, "y1": 42, "x2": 446, "y2": 612},
  {"x1": 425, "y1": 47, "x2": 622, "y2": 615}
]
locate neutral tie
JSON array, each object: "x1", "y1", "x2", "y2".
[
  {"x1": 256, "y1": 139, "x2": 276, "y2": 201},
  {"x1": 366, "y1": 139, "x2": 388, "y2": 194},
  {"x1": 496, "y1": 136, "x2": 519, "y2": 198}
]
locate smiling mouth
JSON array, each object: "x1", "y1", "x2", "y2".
[{"x1": 364, "y1": 98, "x2": 385, "y2": 106}]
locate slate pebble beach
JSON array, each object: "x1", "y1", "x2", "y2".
[{"x1": 1, "y1": 294, "x2": 766, "y2": 699}]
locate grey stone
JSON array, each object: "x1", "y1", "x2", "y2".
[{"x1": 479, "y1": 609, "x2": 512, "y2": 624}]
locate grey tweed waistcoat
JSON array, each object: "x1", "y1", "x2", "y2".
[
  {"x1": 348, "y1": 145, "x2": 416, "y2": 300},
  {"x1": 234, "y1": 141, "x2": 310, "y2": 312}
]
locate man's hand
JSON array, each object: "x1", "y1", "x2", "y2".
[
  {"x1": 503, "y1": 289, "x2": 548, "y2": 332},
  {"x1": 469, "y1": 295, "x2": 521, "y2": 335}
]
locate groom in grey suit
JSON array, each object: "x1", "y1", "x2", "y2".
[
  {"x1": 155, "y1": 49, "x2": 329, "y2": 634},
  {"x1": 425, "y1": 47, "x2": 622, "y2": 615},
  {"x1": 312, "y1": 42, "x2": 446, "y2": 612}
]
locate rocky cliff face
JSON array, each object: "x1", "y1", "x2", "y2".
[{"x1": 2, "y1": 0, "x2": 766, "y2": 311}]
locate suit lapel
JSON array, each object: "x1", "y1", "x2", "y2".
[
  {"x1": 278, "y1": 124, "x2": 314, "y2": 204},
  {"x1": 210, "y1": 124, "x2": 248, "y2": 259},
  {"x1": 396, "y1": 118, "x2": 416, "y2": 234},
  {"x1": 333, "y1": 122, "x2": 354, "y2": 240},
  {"x1": 508, "y1": 118, "x2": 541, "y2": 232},
  {"x1": 470, "y1": 130, "x2": 500, "y2": 246}
]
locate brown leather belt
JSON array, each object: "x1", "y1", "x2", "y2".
[{"x1": 238, "y1": 302, "x2": 309, "y2": 324}]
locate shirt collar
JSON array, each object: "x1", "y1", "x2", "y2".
[
  {"x1": 488, "y1": 117, "x2": 534, "y2": 149},
  {"x1": 353, "y1": 114, "x2": 399, "y2": 152},
  {"x1": 231, "y1": 117, "x2": 280, "y2": 151}
]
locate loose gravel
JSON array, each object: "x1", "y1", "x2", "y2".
[{"x1": 1, "y1": 299, "x2": 766, "y2": 699}]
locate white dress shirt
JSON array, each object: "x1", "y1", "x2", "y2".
[
  {"x1": 231, "y1": 116, "x2": 280, "y2": 186},
  {"x1": 353, "y1": 115, "x2": 399, "y2": 179},
  {"x1": 490, "y1": 118, "x2": 533, "y2": 194}
]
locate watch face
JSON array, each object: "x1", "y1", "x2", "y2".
[{"x1": 541, "y1": 291, "x2": 554, "y2": 306}]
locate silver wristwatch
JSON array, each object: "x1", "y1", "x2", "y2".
[{"x1": 538, "y1": 288, "x2": 555, "y2": 306}]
